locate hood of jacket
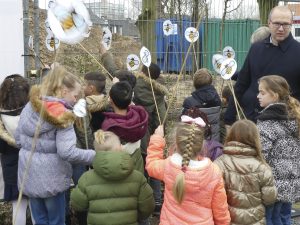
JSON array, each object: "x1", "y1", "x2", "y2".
[
  {"x1": 93, "y1": 151, "x2": 133, "y2": 180},
  {"x1": 0, "y1": 106, "x2": 24, "y2": 146},
  {"x1": 86, "y1": 94, "x2": 109, "y2": 113},
  {"x1": 224, "y1": 141, "x2": 257, "y2": 156},
  {"x1": 191, "y1": 85, "x2": 221, "y2": 108},
  {"x1": 257, "y1": 103, "x2": 288, "y2": 121},
  {"x1": 102, "y1": 105, "x2": 148, "y2": 142},
  {"x1": 133, "y1": 73, "x2": 167, "y2": 106},
  {"x1": 30, "y1": 85, "x2": 76, "y2": 128}
]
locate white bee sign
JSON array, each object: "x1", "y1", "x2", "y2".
[
  {"x1": 45, "y1": 34, "x2": 60, "y2": 51},
  {"x1": 126, "y1": 54, "x2": 140, "y2": 71},
  {"x1": 140, "y1": 47, "x2": 151, "y2": 67},
  {"x1": 102, "y1": 27, "x2": 112, "y2": 50},
  {"x1": 47, "y1": 0, "x2": 92, "y2": 44},
  {"x1": 163, "y1": 20, "x2": 173, "y2": 36},
  {"x1": 212, "y1": 54, "x2": 225, "y2": 74},
  {"x1": 184, "y1": 27, "x2": 199, "y2": 43},
  {"x1": 223, "y1": 46, "x2": 235, "y2": 59},
  {"x1": 220, "y1": 58, "x2": 237, "y2": 80}
]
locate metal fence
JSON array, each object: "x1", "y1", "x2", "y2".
[{"x1": 26, "y1": 1, "x2": 300, "y2": 77}]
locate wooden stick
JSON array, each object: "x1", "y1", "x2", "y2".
[
  {"x1": 78, "y1": 42, "x2": 114, "y2": 80},
  {"x1": 148, "y1": 67, "x2": 162, "y2": 125}
]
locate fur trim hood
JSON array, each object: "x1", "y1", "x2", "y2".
[
  {"x1": 135, "y1": 72, "x2": 168, "y2": 95},
  {"x1": 29, "y1": 85, "x2": 76, "y2": 128},
  {"x1": 0, "y1": 118, "x2": 16, "y2": 147},
  {"x1": 224, "y1": 141, "x2": 257, "y2": 156},
  {"x1": 0, "y1": 108, "x2": 23, "y2": 147},
  {"x1": 257, "y1": 103, "x2": 289, "y2": 121},
  {"x1": 86, "y1": 94, "x2": 109, "y2": 113}
]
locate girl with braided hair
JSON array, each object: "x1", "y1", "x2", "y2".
[
  {"x1": 146, "y1": 121, "x2": 230, "y2": 225},
  {"x1": 182, "y1": 107, "x2": 223, "y2": 161}
]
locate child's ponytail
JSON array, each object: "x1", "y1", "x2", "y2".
[
  {"x1": 173, "y1": 173, "x2": 185, "y2": 203},
  {"x1": 287, "y1": 96, "x2": 300, "y2": 136},
  {"x1": 173, "y1": 123, "x2": 202, "y2": 203}
]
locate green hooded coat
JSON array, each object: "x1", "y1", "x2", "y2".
[{"x1": 70, "y1": 151, "x2": 155, "y2": 225}]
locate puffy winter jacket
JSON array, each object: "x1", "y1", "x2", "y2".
[
  {"x1": 214, "y1": 141, "x2": 277, "y2": 225},
  {"x1": 146, "y1": 134, "x2": 230, "y2": 225},
  {"x1": 71, "y1": 151, "x2": 155, "y2": 225},
  {"x1": 15, "y1": 86, "x2": 95, "y2": 198}
]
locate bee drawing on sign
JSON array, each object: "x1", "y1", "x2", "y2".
[
  {"x1": 46, "y1": 34, "x2": 60, "y2": 51},
  {"x1": 215, "y1": 58, "x2": 224, "y2": 70},
  {"x1": 128, "y1": 58, "x2": 139, "y2": 68},
  {"x1": 225, "y1": 50, "x2": 232, "y2": 58},
  {"x1": 103, "y1": 35, "x2": 111, "y2": 47},
  {"x1": 142, "y1": 50, "x2": 150, "y2": 65},
  {"x1": 221, "y1": 61, "x2": 235, "y2": 76},
  {"x1": 184, "y1": 27, "x2": 199, "y2": 43},
  {"x1": 188, "y1": 31, "x2": 198, "y2": 42},
  {"x1": 223, "y1": 46, "x2": 235, "y2": 59},
  {"x1": 48, "y1": 37, "x2": 59, "y2": 48},
  {"x1": 126, "y1": 54, "x2": 140, "y2": 71},
  {"x1": 164, "y1": 23, "x2": 172, "y2": 33},
  {"x1": 60, "y1": 12, "x2": 75, "y2": 31}
]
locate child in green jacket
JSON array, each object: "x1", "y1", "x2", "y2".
[{"x1": 71, "y1": 130, "x2": 155, "y2": 225}]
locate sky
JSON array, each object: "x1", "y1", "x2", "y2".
[{"x1": 36, "y1": 0, "x2": 295, "y2": 20}]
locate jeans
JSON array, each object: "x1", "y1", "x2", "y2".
[
  {"x1": 150, "y1": 178, "x2": 162, "y2": 204},
  {"x1": 72, "y1": 164, "x2": 87, "y2": 185},
  {"x1": 266, "y1": 201, "x2": 292, "y2": 225},
  {"x1": 30, "y1": 192, "x2": 65, "y2": 225},
  {"x1": 141, "y1": 153, "x2": 162, "y2": 204}
]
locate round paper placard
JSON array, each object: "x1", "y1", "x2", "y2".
[
  {"x1": 45, "y1": 34, "x2": 60, "y2": 51},
  {"x1": 212, "y1": 54, "x2": 225, "y2": 74},
  {"x1": 220, "y1": 58, "x2": 237, "y2": 80},
  {"x1": 223, "y1": 46, "x2": 235, "y2": 59},
  {"x1": 126, "y1": 54, "x2": 140, "y2": 71},
  {"x1": 140, "y1": 46, "x2": 151, "y2": 67},
  {"x1": 163, "y1": 20, "x2": 173, "y2": 36},
  {"x1": 184, "y1": 27, "x2": 199, "y2": 43},
  {"x1": 47, "y1": 0, "x2": 92, "y2": 44}
]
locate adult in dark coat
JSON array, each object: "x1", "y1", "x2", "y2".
[{"x1": 225, "y1": 6, "x2": 300, "y2": 125}]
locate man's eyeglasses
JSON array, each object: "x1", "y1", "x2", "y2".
[{"x1": 270, "y1": 21, "x2": 292, "y2": 29}]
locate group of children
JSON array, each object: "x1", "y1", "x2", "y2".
[{"x1": 0, "y1": 53, "x2": 300, "y2": 225}]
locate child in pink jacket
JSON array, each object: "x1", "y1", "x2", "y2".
[{"x1": 146, "y1": 117, "x2": 230, "y2": 225}]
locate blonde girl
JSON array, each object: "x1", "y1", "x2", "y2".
[
  {"x1": 257, "y1": 75, "x2": 300, "y2": 225},
  {"x1": 71, "y1": 130, "x2": 155, "y2": 225},
  {"x1": 15, "y1": 66, "x2": 95, "y2": 225},
  {"x1": 214, "y1": 119, "x2": 277, "y2": 225},
  {"x1": 146, "y1": 121, "x2": 230, "y2": 225}
]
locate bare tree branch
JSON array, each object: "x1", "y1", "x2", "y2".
[{"x1": 227, "y1": 0, "x2": 244, "y2": 14}]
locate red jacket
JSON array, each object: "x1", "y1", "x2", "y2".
[{"x1": 146, "y1": 134, "x2": 230, "y2": 225}]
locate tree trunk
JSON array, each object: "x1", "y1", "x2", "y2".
[
  {"x1": 257, "y1": 0, "x2": 279, "y2": 25},
  {"x1": 136, "y1": 0, "x2": 157, "y2": 63}
]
